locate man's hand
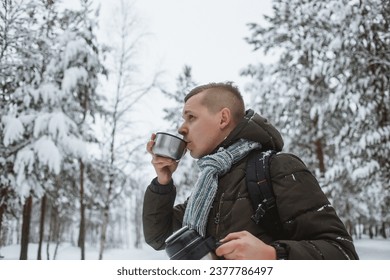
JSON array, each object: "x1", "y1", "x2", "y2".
[
  {"x1": 146, "y1": 133, "x2": 179, "y2": 185},
  {"x1": 215, "y1": 231, "x2": 277, "y2": 260}
]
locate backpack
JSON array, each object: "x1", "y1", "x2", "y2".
[{"x1": 246, "y1": 149, "x2": 284, "y2": 238}]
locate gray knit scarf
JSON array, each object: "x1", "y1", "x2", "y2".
[{"x1": 182, "y1": 139, "x2": 261, "y2": 237}]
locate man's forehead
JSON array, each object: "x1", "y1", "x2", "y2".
[{"x1": 182, "y1": 93, "x2": 203, "y2": 112}]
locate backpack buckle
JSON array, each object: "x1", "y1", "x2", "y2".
[{"x1": 251, "y1": 198, "x2": 275, "y2": 224}]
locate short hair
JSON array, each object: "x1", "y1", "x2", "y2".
[{"x1": 184, "y1": 82, "x2": 245, "y2": 123}]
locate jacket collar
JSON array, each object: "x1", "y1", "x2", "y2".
[{"x1": 212, "y1": 109, "x2": 284, "y2": 154}]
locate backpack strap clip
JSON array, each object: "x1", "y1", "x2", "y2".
[
  {"x1": 247, "y1": 149, "x2": 278, "y2": 225},
  {"x1": 252, "y1": 197, "x2": 276, "y2": 224}
]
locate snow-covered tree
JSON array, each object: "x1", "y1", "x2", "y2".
[
  {"x1": 51, "y1": 0, "x2": 107, "y2": 259},
  {"x1": 0, "y1": 0, "x2": 106, "y2": 259},
  {"x1": 1, "y1": 0, "x2": 62, "y2": 259},
  {"x1": 243, "y1": 0, "x2": 389, "y2": 235}
]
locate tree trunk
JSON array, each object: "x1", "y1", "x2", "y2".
[
  {"x1": 0, "y1": 186, "x2": 9, "y2": 249},
  {"x1": 98, "y1": 205, "x2": 109, "y2": 260},
  {"x1": 20, "y1": 194, "x2": 33, "y2": 260},
  {"x1": 0, "y1": 203, "x2": 5, "y2": 249},
  {"x1": 381, "y1": 222, "x2": 387, "y2": 239},
  {"x1": 46, "y1": 203, "x2": 62, "y2": 260},
  {"x1": 0, "y1": 195, "x2": 5, "y2": 257},
  {"x1": 99, "y1": 172, "x2": 114, "y2": 260},
  {"x1": 314, "y1": 138, "x2": 326, "y2": 175},
  {"x1": 369, "y1": 224, "x2": 374, "y2": 239},
  {"x1": 78, "y1": 159, "x2": 86, "y2": 260},
  {"x1": 53, "y1": 237, "x2": 60, "y2": 260},
  {"x1": 345, "y1": 219, "x2": 354, "y2": 238},
  {"x1": 46, "y1": 203, "x2": 55, "y2": 260},
  {"x1": 37, "y1": 194, "x2": 47, "y2": 260},
  {"x1": 134, "y1": 192, "x2": 142, "y2": 249}
]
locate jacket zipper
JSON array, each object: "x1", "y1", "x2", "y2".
[{"x1": 214, "y1": 193, "x2": 224, "y2": 237}]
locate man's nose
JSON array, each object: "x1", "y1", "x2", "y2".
[{"x1": 178, "y1": 123, "x2": 187, "y2": 136}]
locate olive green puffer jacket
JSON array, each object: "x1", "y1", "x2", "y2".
[{"x1": 142, "y1": 109, "x2": 359, "y2": 259}]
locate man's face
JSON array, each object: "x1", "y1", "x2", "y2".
[{"x1": 178, "y1": 91, "x2": 225, "y2": 159}]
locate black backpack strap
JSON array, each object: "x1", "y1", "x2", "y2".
[{"x1": 246, "y1": 149, "x2": 283, "y2": 236}]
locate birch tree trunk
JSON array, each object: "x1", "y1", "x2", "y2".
[
  {"x1": 78, "y1": 160, "x2": 86, "y2": 260},
  {"x1": 98, "y1": 204, "x2": 110, "y2": 260}
]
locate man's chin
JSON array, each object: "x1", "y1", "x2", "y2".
[{"x1": 188, "y1": 149, "x2": 201, "y2": 159}]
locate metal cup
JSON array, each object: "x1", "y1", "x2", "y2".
[{"x1": 152, "y1": 132, "x2": 187, "y2": 160}]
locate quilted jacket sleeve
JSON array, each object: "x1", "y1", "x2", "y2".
[
  {"x1": 270, "y1": 153, "x2": 359, "y2": 260},
  {"x1": 142, "y1": 178, "x2": 186, "y2": 250}
]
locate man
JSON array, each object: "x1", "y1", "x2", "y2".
[{"x1": 143, "y1": 82, "x2": 358, "y2": 260}]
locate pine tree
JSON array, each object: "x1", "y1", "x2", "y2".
[
  {"x1": 1, "y1": 0, "x2": 61, "y2": 259},
  {"x1": 51, "y1": 0, "x2": 107, "y2": 259},
  {"x1": 1, "y1": 0, "x2": 107, "y2": 258},
  {"x1": 243, "y1": 0, "x2": 390, "y2": 233}
]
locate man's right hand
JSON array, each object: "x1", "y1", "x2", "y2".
[{"x1": 146, "y1": 133, "x2": 179, "y2": 185}]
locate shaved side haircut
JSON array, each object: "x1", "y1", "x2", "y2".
[{"x1": 184, "y1": 82, "x2": 245, "y2": 124}]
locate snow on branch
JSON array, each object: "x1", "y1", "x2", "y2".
[
  {"x1": 2, "y1": 116, "x2": 24, "y2": 147},
  {"x1": 62, "y1": 67, "x2": 88, "y2": 94},
  {"x1": 34, "y1": 136, "x2": 62, "y2": 175}
]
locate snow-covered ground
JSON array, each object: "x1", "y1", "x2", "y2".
[
  {"x1": 0, "y1": 237, "x2": 389, "y2": 260},
  {"x1": 352, "y1": 238, "x2": 390, "y2": 260}
]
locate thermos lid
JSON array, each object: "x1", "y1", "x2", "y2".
[{"x1": 165, "y1": 226, "x2": 217, "y2": 260}]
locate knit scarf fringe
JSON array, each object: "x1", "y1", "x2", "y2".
[{"x1": 182, "y1": 139, "x2": 261, "y2": 237}]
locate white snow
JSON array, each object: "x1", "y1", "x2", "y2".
[
  {"x1": 48, "y1": 112, "x2": 69, "y2": 140},
  {"x1": 13, "y1": 148, "x2": 35, "y2": 198},
  {"x1": 0, "y1": 242, "x2": 167, "y2": 260},
  {"x1": 34, "y1": 136, "x2": 62, "y2": 174},
  {"x1": 63, "y1": 38, "x2": 87, "y2": 67},
  {"x1": 2, "y1": 116, "x2": 24, "y2": 146},
  {"x1": 33, "y1": 113, "x2": 51, "y2": 138},
  {"x1": 39, "y1": 83, "x2": 59, "y2": 105},
  {"x1": 62, "y1": 67, "x2": 88, "y2": 94},
  {"x1": 0, "y1": 237, "x2": 388, "y2": 260}
]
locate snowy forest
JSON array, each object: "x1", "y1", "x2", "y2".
[{"x1": 1, "y1": 0, "x2": 389, "y2": 260}]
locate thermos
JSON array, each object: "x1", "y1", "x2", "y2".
[{"x1": 165, "y1": 226, "x2": 219, "y2": 260}]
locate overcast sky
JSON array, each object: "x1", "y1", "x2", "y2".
[
  {"x1": 122, "y1": 0, "x2": 273, "y2": 131},
  {"x1": 63, "y1": 0, "x2": 273, "y2": 132},
  {"x1": 130, "y1": 0, "x2": 273, "y2": 87}
]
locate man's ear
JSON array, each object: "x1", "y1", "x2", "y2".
[{"x1": 219, "y1": 108, "x2": 232, "y2": 129}]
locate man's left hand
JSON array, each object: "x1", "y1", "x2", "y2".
[{"x1": 215, "y1": 231, "x2": 277, "y2": 260}]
